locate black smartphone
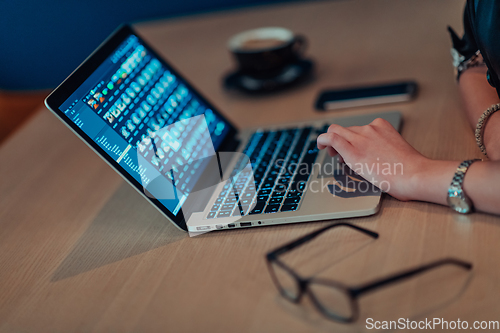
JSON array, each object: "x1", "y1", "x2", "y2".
[{"x1": 315, "y1": 81, "x2": 418, "y2": 111}]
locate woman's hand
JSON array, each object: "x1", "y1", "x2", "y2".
[{"x1": 317, "y1": 118, "x2": 431, "y2": 201}]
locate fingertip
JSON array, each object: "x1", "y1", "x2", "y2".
[
  {"x1": 316, "y1": 132, "x2": 330, "y2": 146},
  {"x1": 371, "y1": 117, "x2": 390, "y2": 128},
  {"x1": 317, "y1": 135, "x2": 326, "y2": 149}
]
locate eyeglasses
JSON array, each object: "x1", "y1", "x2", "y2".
[{"x1": 266, "y1": 222, "x2": 473, "y2": 323}]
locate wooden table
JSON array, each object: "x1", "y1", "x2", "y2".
[{"x1": 2, "y1": 0, "x2": 499, "y2": 331}]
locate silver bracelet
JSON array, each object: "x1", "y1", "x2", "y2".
[
  {"x1": 475, "y1": 103, "x2": 500, "y2": 158},
  {"x1": 451, "y1": 49, "x2": 486, "y2": 81}
]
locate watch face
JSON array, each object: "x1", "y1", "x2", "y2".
[{"x1": 448, "y1": 196, "x2": 471, "y2": 214}]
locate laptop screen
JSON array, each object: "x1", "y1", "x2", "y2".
[{"x1": 57, "y1": 31, "x2": 233, "y2": 221}]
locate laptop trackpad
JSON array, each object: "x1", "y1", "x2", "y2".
[{"x1": 316, "y1": 154, "x2": 380, "y2": 198}]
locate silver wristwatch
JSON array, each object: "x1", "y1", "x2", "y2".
[{"x1": 447, "y1": 159, "x2": 480, "y2": 214}]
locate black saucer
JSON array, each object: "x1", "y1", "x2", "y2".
[{"x1": 223, "y1": 59, "x2": 314, "y2": 93}]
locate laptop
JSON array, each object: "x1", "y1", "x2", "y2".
[{"x1": 45, "y1": 25, "x2": 401, "y2": 234}]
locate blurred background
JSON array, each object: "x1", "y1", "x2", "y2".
[{"x1": 0, "y1": 0, "x2": 299, "y2": 143}]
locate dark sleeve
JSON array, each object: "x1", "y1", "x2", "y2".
[
  {"x1": 448, "y1": 1, "x2": 478, "y2": 60},
  {"x1": 474, "y1": 0, "x2": 500, "y2": 96}
]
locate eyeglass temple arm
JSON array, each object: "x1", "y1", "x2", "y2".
[
  {"x1": 267, "y1": 222, "x2": 379, "y2": 258},
  {"x1": 350, "y1": 258, "x2": 473, "y2": 297}
]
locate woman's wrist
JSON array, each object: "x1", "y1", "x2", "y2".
[{"x1": 409, "y1": 159, "x2": 459, "y2": 206}]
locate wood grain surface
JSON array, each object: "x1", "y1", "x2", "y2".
[{"x1": 1, "y1": 0, "x2": 499, "y2": 332}]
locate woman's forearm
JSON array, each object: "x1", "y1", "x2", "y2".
[
  {"x1": 463, "y1": 161, "x2": 500, "y2": 214},
  {"x1": 412, "y1": 159, "x2": 500, "y2": 215},
  {"x1": 408, "y1": 68, "x2": 500, "y2": 211},
  {"x1": 317, "y1": 119, "x2": 500, "y2": 216},
  {"x1": 458, "y1": 67, "x2": 500, "y2": 160}
]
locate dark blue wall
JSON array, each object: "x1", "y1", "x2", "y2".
[{"x1": 1, "y1": 0, "x2": 291, "y2": 90}]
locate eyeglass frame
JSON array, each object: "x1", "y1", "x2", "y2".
[{"x1": 265, "y1": 222, "x2": 473, "y2": 323}]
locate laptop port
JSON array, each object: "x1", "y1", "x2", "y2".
[
  {"x1": 196, "y1": 226, "x2": 211, "y2": 231},
  {"x1": 228, "y1": 223, "x2": 236, "y2": 228},
  {"x1": 240, "y1": 222, "x2": 252, "y2": 227},
  {"x1": 216, "y1": 225, "x2": 223, "y2": 229}
]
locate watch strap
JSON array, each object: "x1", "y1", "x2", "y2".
[
  {"x1": 449, "y1": 159, "x2": 479, "y2": 191},
  {"x1": 448, "y1": 159, "x2": 480, "y2": 213}
]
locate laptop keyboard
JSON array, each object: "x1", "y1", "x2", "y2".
[{"x1": 207, "y1": 125, "x2": 322, "y2": 219}]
